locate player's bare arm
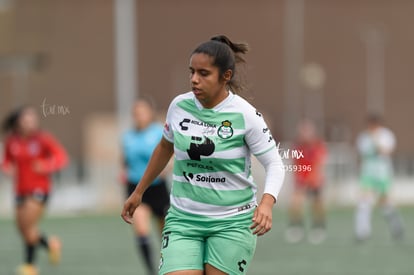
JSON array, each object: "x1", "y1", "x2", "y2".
[{"x1": 121, "y1": 137, "x2": 173, "y2": 223}]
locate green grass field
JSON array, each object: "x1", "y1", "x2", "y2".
[{"x1": 1, "y1": 207, "x2": 413, "y2": 275}]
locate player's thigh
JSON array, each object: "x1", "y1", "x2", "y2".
[
  {"x1": 165, "y1": 270, "x2": 203, "y2": 275},
  {"x1": 16, "y1": 197, "x2": 45, "y2": 229},
  {"x1": 205, "y1": 226, "x2": 257, "y2": 275},
  {"x1": 159, "y1": 230, "x2": 204, "y2": 274},
  {"x1": 290, "y1": 187, "x2": 306, "y2": 207},
  {"x1": 377, "y1": 193, "x2": 390, "y2": 206},
  {"x1": 205, "y1": 263, "x2": 228, "y2": 275},
  {"x1": 132, "y1": 203, "x2": 152, "y2": 235}
]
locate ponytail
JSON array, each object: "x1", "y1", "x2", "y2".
[
  {"x1": 1, "y1": 105, "x2": 36, "y2": 134},
  {"x1": 210, "y1": 35, "x2": 249, "y2": 63},
  {"x1": 2, "y1": 106, "x2": 25, "y2": 133}
]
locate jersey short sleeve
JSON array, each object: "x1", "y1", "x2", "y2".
[
  {"x1": 378, "y1": 128, "x2": 396, "y2": 153},
  {"x1": 244, "y1": 109, "x2": 276, "y2": 156},
  {"x1": 1, "y1": 136, "x2": 14, "y2": 172},
  {"x1": 163, "y1": 96, "x2": 181, "y2": 143}
]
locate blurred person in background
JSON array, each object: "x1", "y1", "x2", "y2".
[
  {"x1": 122, "y1": 35, "x2": 285, "y2": 275},
  {"x1": 354, "y1": 114, "x2": 404, "y2": 242},
  {"x1": 120, "y1": 98, "x2": 170, "y2": 275},
  {"x1": 285, "y1": 118, "x2": 327, "y2": 244},
  {"x1": 1, "y1": 106, "x2": 68, "y2": 275}
]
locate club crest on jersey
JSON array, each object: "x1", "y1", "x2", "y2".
[{"x1": 217, "y1": 120, "x2": 233, "y2": 139}]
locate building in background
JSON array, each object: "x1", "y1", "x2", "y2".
[{"x1": 1, "y1": 0, "x2": 413, "y2": 211}]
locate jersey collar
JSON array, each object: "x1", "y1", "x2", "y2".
[{"x1": 194, "y1": 91, "x2": 235, "y2": 112}]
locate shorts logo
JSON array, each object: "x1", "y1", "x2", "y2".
[
  {"x1": 217, "y1": 120, "x2": 233, "y2": 139},
  {"x1": 238, "y1": 259, "x2": 247, "y2": 272},
  {"x1": 187, "y1": 136, "x2": 215, "y2": 161},
  {"x1": 162, "y1": 231, "x2": 171, "y2": 249},
  {"x1": 159, "y1": 255, "x2": 164, "y2": 270}
]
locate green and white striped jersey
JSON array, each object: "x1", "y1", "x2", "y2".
[
  {"x1": 357, "y1": 126, "x2": 395, "y2": 180},
  {"x1": 163, "y1": 91, "x2": 277, "y2": 219}
]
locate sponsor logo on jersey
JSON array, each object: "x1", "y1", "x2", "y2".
[
  {"x1": 179, "y1": 118, "x2": 190, "y2": 130},
  {"x1": 187, "y1": 162, "x2": 214, "y2": 171},
  {"x1": 237, "y1": 202, "x2": 255, "y2": 212},
  {"x1": 187, "y1": 136, "x2": 215, "y2": 161},
  {"x1": 183, "y1": 171, "x2": 225, "y2": 183},
  {"x1": 217, "y1": 120, "x2": 234, "y2": 139},
  {"x1": 195, "y1": 174, "x2": 225, "y2": 183},
  {"x1": 179, "y1": 118, "x2": 216, "y2": 131},
  {"x1": 262, "y1": 127, "x2": 273, "y2": 143},
  {"x1": 183, "y1": 171, "x2": 194, "y2": 181}
]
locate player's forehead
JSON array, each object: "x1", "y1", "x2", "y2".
[{"x1": 189, "y1": 53, "x2": 216, "y2": 70}]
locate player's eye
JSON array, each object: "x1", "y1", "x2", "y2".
[
  {"x1": 189, "y1": 68, "x2": 195, "y2": 77},
  {"x1": 199, "y1": 70, "x2": 209, "y2": 77}
]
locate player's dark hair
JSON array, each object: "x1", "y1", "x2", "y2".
[
  {"x1": 192, "y1": 35, "x2": 249, "y2": 94},
  {"x1": 367, "y1": 113, "x2": 382, "y2": 125},
  {"x1": 2, "y1": 106, "x2": 27, "y2": 133},
  {"x1": 136, "y1": 95, "x2": 157, "y2": 111}
]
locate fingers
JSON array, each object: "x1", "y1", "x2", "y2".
[
  {"x1": 250, "y1": 210, "x2": 272, "y2": 236},
  {"x1": 121, "y1": 208, "x2": 133, "y2": 224},
  {"x1": 121, "y1": 193, "x2": 142, "y2": 224},
  {"x1": 121, "y1": 203, "x2": 136, "y2": 224}
]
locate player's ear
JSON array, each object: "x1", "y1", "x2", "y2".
[{"x1": 222, "y1": 69, "x2": 232, "y2": 82}]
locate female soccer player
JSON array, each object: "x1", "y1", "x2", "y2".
[
  {"x1": 285, "y1": 119, "x2": 327, "y2": 244},
  {"x1": 1, "y1": 106, "x2": 68, "y2": 275},
  {"x1": 122, "y1": 35, "x2": 285, "y2": 275},
  {"x1": 121, "y1": 98, "x2": 170, "y2": 275},
  {"x1": 354, "y1": 114, "x2": 404, "y2": 241}
]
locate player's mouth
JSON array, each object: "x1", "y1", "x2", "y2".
[{"x1": 192, "y1": 88, "x2": 203, "y2": 96}]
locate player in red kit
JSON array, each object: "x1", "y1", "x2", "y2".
[
  {"x1": 285, "y1": 118, "x2": 327, "y2": 244},
  {"x1": 1, "y1": 106, "x2": 68, "y2": 275}
]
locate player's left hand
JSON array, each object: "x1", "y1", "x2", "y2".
[
  {"x1": 121, "y1": 191, "x2": 142, "y2": 224},
  {"x1": 250, "y1": 194, "x2": 275, "y2": 236}
]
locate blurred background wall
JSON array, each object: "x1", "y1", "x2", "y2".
[{"x1": 1, "y1": 0, "x2": 413, "y2": 214}]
